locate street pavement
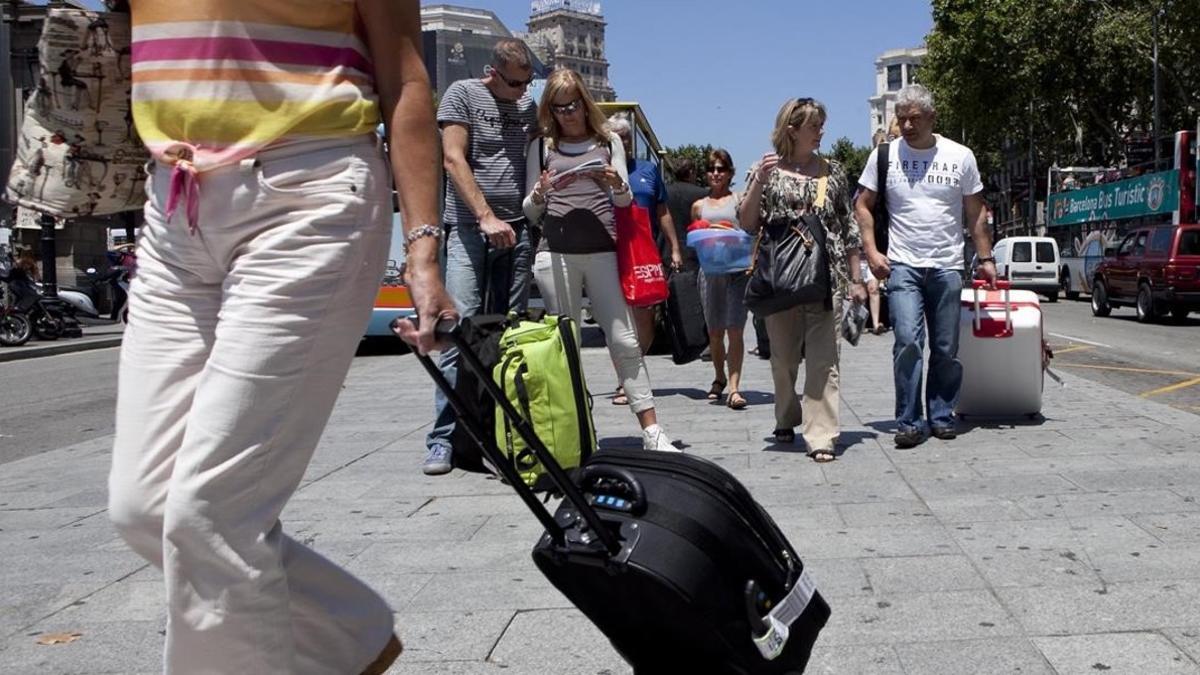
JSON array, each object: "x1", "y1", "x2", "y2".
[
  {"x1": 1039, "y1": 298, "x2": 1200, "y2": 416},
  {"x1": 3, "y1": 320, "x2": 1200, "y2": 674}
]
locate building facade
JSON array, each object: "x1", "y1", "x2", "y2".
[
  {"x1": 421, "y1": 5, "x2": 538, "y2": 98},
  {"x1": 522, "y1": 0, "x2": 614, "y2": 102},
  {"x1": 867, "y1": 46, "x2": 926, "y2": 139}
]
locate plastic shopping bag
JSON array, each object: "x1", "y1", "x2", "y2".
[{"x1": 615, "y1": 204, "x2": 669, "y2": 307}]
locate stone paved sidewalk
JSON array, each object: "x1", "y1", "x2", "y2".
[{"x1": 3, "y1": 325, "x2": 1200, "y2": 674}]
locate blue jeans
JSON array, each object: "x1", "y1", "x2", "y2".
[
  {"x1": 887, "y1": 262, "x2": 963, "y2": 432},
  {"x1": 426, "y1": 220, "x2": 532, "y2": 452}
]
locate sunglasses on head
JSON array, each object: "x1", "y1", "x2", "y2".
[
  {"x1": 488, "y1": 65, "x2": 532, "y2": 88},
  {"x1": 551, "y1": 98, "x2": 582, "y2": 115}
]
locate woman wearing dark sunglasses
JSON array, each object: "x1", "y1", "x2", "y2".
[
  {"x1": 521, "y1": 69, "x2": 676, "y2": 452},
  {"x1": 691, "y1": 148, "x2": 750, "y2": 410}
]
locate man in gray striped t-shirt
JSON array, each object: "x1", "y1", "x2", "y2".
[{"x1": 424, "y1": 38, "x2": 538, "y2": 475}]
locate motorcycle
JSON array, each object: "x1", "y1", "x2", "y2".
[{"x1": 0, "y1": 305, "x2": 32, "y2": 347}]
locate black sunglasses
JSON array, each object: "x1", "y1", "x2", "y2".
[
  {"x1": 489, "y1": 65, "x2": 532, "y2": 88},
  {"x1": 551, "y1": 98, "x2": 582, "y2": 115},
  {"x1": 708, "y1": 165, "x2": 730, "y2": 173}
]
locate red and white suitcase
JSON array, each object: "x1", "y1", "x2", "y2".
[{"x1": 957, "y1": 280, "x2": 1044, "y2": 418}]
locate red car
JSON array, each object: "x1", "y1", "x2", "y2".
[{"x1": 1091, "y1": 223, "x2": 1200, "y2": 322}]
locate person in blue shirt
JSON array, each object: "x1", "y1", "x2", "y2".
[{"x1": 608, "y1": 114, "x2": 682, "y2": 405}]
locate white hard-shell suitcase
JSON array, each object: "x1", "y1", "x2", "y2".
[{"x1": 957, "y1": 280, "x2": 1044, "y2": 418}]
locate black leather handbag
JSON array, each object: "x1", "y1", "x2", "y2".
[{"x1": 744, "y1": 213, "x2": 832, "y2": 316}]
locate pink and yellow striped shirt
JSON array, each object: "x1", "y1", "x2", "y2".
[{"x1": 131, "y1": 0, "x2": 381, "y2": 172}]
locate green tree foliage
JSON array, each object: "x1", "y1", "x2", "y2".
[
  {"x1": 828, "y1": 137, "x2": 873, "y2": 185},
  {"x1": 921, "y1": 0, "x2": 1199, "y2": 174},
  {"x1": 663, "y1": 143, "x2": 715, "y2": 185}
]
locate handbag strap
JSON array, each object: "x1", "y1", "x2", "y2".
[{"x1": 813, "y1": 159, "x2": 830, "y2": 211}]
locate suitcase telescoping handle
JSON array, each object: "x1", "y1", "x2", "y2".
[
  {"x1": 971, "y1": 279, "x2": 1011, "y2": 335},
  {"x1": 412, "y1": 317, "x2": 622, "y2": 557}
]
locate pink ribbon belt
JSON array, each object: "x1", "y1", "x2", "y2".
[{"x1": 164, "y1": 159, "x2": 200, "y2": 234}]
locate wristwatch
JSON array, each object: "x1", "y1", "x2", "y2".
[{"x1": 976, "y1": 256, "x2": 996, "y2": 264}]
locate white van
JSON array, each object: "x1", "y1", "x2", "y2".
[{"x1": 992, "y1": 236, "x2": 1060, "y2": 302}]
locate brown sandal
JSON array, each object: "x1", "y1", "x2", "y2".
[
  {"x1": 807, "y1": 449, "x2": 836, "y2": 463},
  {"x1": 707, "y1": 379, "x2": 727, "y2": 400},
  {"x1": 727, "y1": 391, "x2": 747, "y2": 410}
]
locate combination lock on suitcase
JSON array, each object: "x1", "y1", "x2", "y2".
[{"x1": 414, "y1": 317, "x2": 830, "y2": 674}]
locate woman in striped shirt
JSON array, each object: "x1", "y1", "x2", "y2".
[{"x1": 108, "y1": 2, "x2": 451, "y2": 672}]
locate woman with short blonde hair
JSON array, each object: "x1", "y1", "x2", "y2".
[{"x1": 739, "y1": 97, "x2": 868, "y2": 462}]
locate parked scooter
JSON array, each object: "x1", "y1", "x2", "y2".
[{"x1": 57, "y1": 266, "x2": 129, "y2": 322}]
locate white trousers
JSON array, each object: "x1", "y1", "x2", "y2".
[
  {"x1": 108, "y1": 137, "x2": 394, "y2": 674},
  {"x1": 532, "y1": 250, "x2": 655, "y2": 413}
]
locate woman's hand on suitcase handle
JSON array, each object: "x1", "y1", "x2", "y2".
[
  {"x1": 393, "y1": 261, "x2": 459, "y2": 355},
  {"x1": 669, "y1": 245, "x2": 683, "y2": 272}
]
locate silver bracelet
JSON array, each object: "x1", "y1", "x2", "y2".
[{"x1": 403, "y1": 223, "x2": 443, "y2": 252}]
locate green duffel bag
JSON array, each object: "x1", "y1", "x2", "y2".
[{"x1": 494, "y1": 314, "x2": 595, "y2": 489}]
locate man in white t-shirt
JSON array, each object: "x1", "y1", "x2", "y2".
[{"x1": 855, "y1": 85, "x2": 997, "y2": 449}]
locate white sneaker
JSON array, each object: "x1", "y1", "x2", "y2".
[{"x1": 642, "y1": 424, "x2": 680, "y2": 452}]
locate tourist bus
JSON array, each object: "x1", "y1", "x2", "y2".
[
  {"x1": 598, "y1": 101, "x2": 667, "y2": 166},
  {"x1": 1048, "y1": 129, "x2": 1198, "y2": 299}
]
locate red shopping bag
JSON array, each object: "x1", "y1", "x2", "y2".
[{"x1": 614, "y1": 204, "x2": 669, "y2": 307}]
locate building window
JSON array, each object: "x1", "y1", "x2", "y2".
[
  {"x1": 907, "y1": 64, "x2": 920, "y2": 84},
  {"x1": 887, "y1": 64, "x2": 902, "y2": 91}
]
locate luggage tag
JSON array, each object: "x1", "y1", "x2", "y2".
[
  {"x1": 748, "y1": 569, "x2": 819, "y2": 660},
  {"x1": 752, "y1": 614, "x2": 789, "y2": 660}
]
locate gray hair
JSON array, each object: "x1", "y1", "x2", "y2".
[
  {"x1": 606, "y1": 113, "x2": 632, "y2": 138},
  {"x1": 894, "y1": 84, "x2": 935, "y2": 114}
]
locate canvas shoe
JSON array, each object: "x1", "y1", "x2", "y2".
[
  {"x1": 422, "y1": 444, "x2": 453, "y2": 475},
  {"x1": 642, "y1": 424, "x2": 680, "y2": 452}
]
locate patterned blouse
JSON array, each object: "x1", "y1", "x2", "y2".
[{"x1": 752, "y1": 159, "x2": 863, "y2": 295}]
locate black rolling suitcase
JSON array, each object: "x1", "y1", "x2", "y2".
[
  {"x1": 415, "y1": 318, "x2": 831, "y2": 674},
  {"x1": 663, "y1": 268, "x2": 709, "y2": 365}
]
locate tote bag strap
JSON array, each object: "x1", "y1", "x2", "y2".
[{"x1": 813, "y1": 158, "x2": 830, "y2": 211}]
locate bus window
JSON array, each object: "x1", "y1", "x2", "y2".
[
  {"x1": 1012, "y1": 242, "x2": 1032, "y2": 263},
  {"x1": 1036, "y1": 242, "x2": 1056, "y2": 262}
]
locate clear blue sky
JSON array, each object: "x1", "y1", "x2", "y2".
[{"x1": 483, "y1": 0, "x2": 936, "y2": 182}]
